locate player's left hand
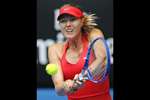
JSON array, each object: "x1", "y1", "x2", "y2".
[{"x1": 72, "y1": 74, "x2": 86, "y2": 89}]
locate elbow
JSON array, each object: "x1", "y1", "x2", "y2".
[
  {"x1": 55, "y1": 87, "x2": 65, "y2": 96},
  {"x1": 56, "y1": 91, "x2": 65, "y2": 96},
  {"x1": 53, "y1": 80, "x2": 66, "y2": 96}
]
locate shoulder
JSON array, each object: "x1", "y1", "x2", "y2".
[
  {"x1": 48, "y1": 42, "x2": 64, "y2": 50},
  {"x1": 48, "y1": 42, "x2": 65, "y2": 58},
  {"x1": 88, "y1": 28, "x2": 104, "y2": 42}
]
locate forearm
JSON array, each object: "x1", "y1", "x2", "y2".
[
  {"x1": 55, "y1": 82, "x2": 66, "y2": 96},
  {"x1": 54, "y1": 80, "x2": 77, "y2": 96},
  {"x1": 88, "y1": 58, "x2": 105, "y2": 76}
]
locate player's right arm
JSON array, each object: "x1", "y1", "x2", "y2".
[
  {"x1": 48, "y1": 43, "x2": 75, "y2": 95},
  {"x1": 48, "y1": 44, "x2": 66, "y2": 95}
]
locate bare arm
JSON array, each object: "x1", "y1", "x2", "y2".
[
  {"x1": 88, "y1": 28, "x2": 106, "y2": 77},
  {"x1": 48, "y1": 44, "x2": 77, "y2": 95},
  {"x1": 88, "y1": 28, "x2": 104, "y2": 40},
  {"x1": 71, "y1": 28, "x2": 106, "y2": 90},
  {"x1": 48, "y1": 44, "x2": 65, "y2": 95}
]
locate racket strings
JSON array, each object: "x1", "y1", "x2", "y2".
[
  {"x1": 80, "y1": 37, "x2": 111, "y2": 83},
  {"x1": 89, "y1": 55, "x2": 108, "y2": 82},
  {"x1": 91, "y1": 65, "x2": 107, "y2": 81}
]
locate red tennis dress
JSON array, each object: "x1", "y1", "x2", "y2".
[{"x1": 61, "y1": 35, "x2": 112, "y2": 100}]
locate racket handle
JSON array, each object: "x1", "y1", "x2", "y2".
[{"x1": 78, "y1": 74, "x2": 88, "y2": 81}]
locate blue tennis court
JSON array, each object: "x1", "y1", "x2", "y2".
[{"x1": 37, "y1": 88, "x2": 113, "y2": 100}]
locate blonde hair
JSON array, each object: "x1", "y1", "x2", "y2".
[
  {"x1": 82, "y1": 13, "x2": 99, "y2": 33},
  {"x1": 82, "y1": 13, "x2": 105, "y2": 41}
]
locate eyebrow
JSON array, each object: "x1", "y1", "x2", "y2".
[{"x1": 59, "y1": 16, "x2": 76, "y2": 21}]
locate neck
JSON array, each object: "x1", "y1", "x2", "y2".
[{"x1": 68, "y1": 33, "x2": 83, "y2": 51}]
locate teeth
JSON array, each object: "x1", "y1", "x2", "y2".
[{"x1": 66, "y1": 30, "x2": 73, "y2": 32}]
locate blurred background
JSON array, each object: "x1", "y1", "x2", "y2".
[{"x1": 37, "y1": 0, "x2": 113, "y2": 100}]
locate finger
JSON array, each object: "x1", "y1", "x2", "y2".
[
  {"x1": 73, "y1": 80, "x2": 84, "y2": 89},
  {"x1": 70, "y1": 87, "x2": 78, "y2": 93},
  {"x1": 75, "y1": 80, "x2": 83, "y2": 85},
  {"x1": 72, "y1": 82, "x2": 78, "y2": 88},
  {"x1": 66, "y1": 80, "x2": 74, "y2": 88},
  {"x1": 73, "y1": 74, "x2": 79, "y2": 81}
]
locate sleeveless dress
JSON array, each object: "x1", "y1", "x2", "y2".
[{"x1": 60, "y1": 35, "x2": 112, "y2": 100}]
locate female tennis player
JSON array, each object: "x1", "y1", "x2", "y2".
[{"x1": 48, "y1": 4, "x2": 112, "y2": 100}]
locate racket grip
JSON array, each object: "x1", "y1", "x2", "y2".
[
  {"x1": 78, "y1": 74, "x2": 88, "y2": 81},
  {"x1": 78, "y1": 74, "x2": 83, "y2": 81}
]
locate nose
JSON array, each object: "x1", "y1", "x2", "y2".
[{"x1": 66, "y1": 21, "x2": 72, "y2": 27}]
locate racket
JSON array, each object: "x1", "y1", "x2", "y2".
[{"x1": 78, "y1": 37, "x2": 111, "y2": 83}]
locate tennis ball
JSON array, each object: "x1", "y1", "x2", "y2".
[{"x1": 46, "y1": 64, "x2": 58, "y2": 75}]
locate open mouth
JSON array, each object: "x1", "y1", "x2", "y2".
[{"x1": 65, "y1": 29, "x2": 73, "y2": 32}]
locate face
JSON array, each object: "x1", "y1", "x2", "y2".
[{"x1": 58, "y1": 14, "x2": 84, "y2": 39}]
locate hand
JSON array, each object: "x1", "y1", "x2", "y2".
[
  {"x1": 63, "y1": 73, "x2": 87, "y2": 94},
  {"x1": 72, "y1": 74, "x2": 86, "y2": 89},
  {"x1": 63, "y1": 79, "x2": 77, "y2": 94}
]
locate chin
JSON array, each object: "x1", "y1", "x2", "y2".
[
  {"x1": 65, "y1": 35, "x2": 75, "y2": 39},
  {"x1": 64, "y1": 33, "x2": 76, "y2": 39}
]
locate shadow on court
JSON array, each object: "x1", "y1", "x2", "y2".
[{"x1": 37, "y1": 88, "x2": 113, "y2": 100}]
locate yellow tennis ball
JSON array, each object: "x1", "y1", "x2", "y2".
[{"x1": 46, "y1": 64, "x2": 58, "y2": 75}]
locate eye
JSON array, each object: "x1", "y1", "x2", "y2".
[
  {"x1": 69, "y1": 17, "x2": 76, "y2": 22},
  {"x1": 59, "y1": 16, "x2": 77, "y2": 23},
  {"x1": 59, "y1": 19, "x2": 67, "y2": 23}
]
